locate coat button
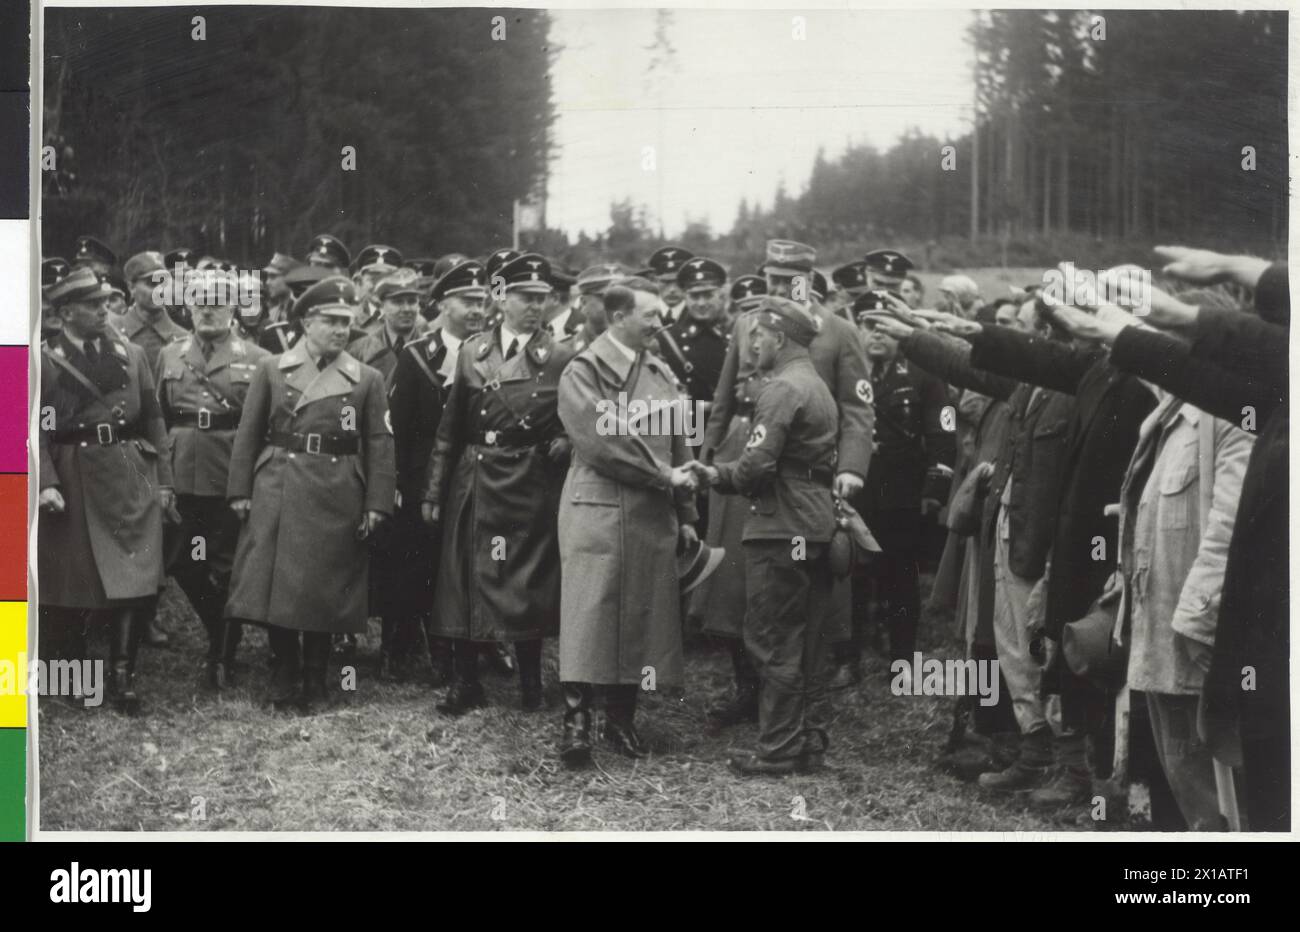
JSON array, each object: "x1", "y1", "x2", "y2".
[
  {"x1": 288, "y1": 453, "x2": 296, "y2": 459},
  {"x1": 476, "y1": 453, "x2": 483, "y2": 461},
  {"x1": 331, "y1": 457, "x2": 338, "y2": 463},
  {"x1": 480, "y1": 409, "x2": 486, "y2": 415}
]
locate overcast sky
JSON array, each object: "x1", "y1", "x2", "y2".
[{"x1": 547, "y1": 8, "x2": 975, "y2": 239}]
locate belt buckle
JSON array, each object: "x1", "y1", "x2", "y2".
[
  {"x1": 95, "y1": 423, "x2": 114, "y2": 445},
  {"x1": 487, "y1": 378, "x2": 501, "y2": 392},
  {"x1": 484, "y1": 430, "x2": 498, "y2": 446},
  {"x1": 305, "y1": 433, "x2": 322, "y2": 454},
  {"x1": 197, "y1": 408, "x2": 211, "y2": 430}
]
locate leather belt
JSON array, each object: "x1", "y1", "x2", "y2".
[
  {"x1": 472, "y1": 429, "x2": 544, "y2": 448},
  {"x1": 173, "y1": 409, "x2": 240, "y2": 431},
  {"x1": 777, "y1": 462, "x2": 834, "y2": 487},
  {"x1": 51, "y1": 423, "x2": 140, "y2": 446},
  {"x1": 268, "y1": 430, "x2": 360, "y2": 455}
]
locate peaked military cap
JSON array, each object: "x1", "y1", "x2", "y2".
[
  {"x1": 284, "y1": 263, "x2": 334, "y2": 298},
  {"x1": 549, "y1": 265, "x2": 578, "y2": 293},
  {"x1": 372, "y1": 268, "x2": 423, "y2": 302},
  {"x1": 810, "y1": 269, "x2": 829, "y2": 302},
  {"x1": 832, "y1": 261, "x2": 869, "y2": 292},
  {"x1": 763, "y1": 239, "x2": 816, "y2": 276},
  {"x1": 430, "y1": 260, "x2": 488, "y2": 303},
  {"x1": 404, "y1": 257, "x2": 438, "y2": 277},
  {"x1": 165, "y1": 247, "x2": 196, "y2": 269},
  {"x1": 648, "y1": 245, "x2": 694, "y2": 280},
  {"x1": 576, "y1": 262, "x2": 628, "y2": 295},
  {"x1": 306, "y1": 233, "x2": 351, "y2": 269},
  {"x1": 730, "y1": 274, "x2": 767, "y2": 306},
  {"x1": 484, "y1": 248, "x2": 520, "y2": 280},
  {"x1": 863, "y1": 249, "x2": 913, "y2": 284},
  {"x1": 497, "y1": 253, "x2": 553, "y2": 293},
  {"x1": 100, "y1": 272, "x2": 128, "y2": 298},
  {"x1": 72, "y1": 235, "x2": 117, "y2": 269},
  {"x1": 676, "y1": 256, "x2": 726, "y2": 292},
  {"x1": 434, "y1": 253, "x2": 470, "y2": 278},
  {"x1": 753, "y1": 295, "x2": 820, "y2": 346},
  {"x1": 294, "y1": 276, "x2": 357, "y2": 320},
  {"x1": 262, "y1": 252, "x2": 299, "y2": 275},
  {"x1": 353, "y1": 244, "x2": 404, "y2": 275},
  {"x1": 48, "y1": 267, "x2": 116, "y2": 307},
  {"x1": 124, "y1": 251, "x2": 166, "y2": 284},
  {"x1": 852, "y1": 289, "x2": 901, "y2": 321},
  {"x1": 42, "y1": 257, "x2": 71, "y2": 288}
]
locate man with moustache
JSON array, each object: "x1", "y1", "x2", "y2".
[
  {"x1": 38, "y1": 268, "x2": 175, "y2": 714},
  {"x1": 421, "y1": 254, "x2": 576, "y2": 715},
  {"x1": 555, "y1": 279, "x2": 701, "y2": 765},
  {"x1": 155, "y1": 271, "x2": 270, "y2": 688},
  {"x1": 385, "y1": 260, "x2": 489, "y2": 684},
  {"x1": 225, "y1": 278, "x2": 395, "y2": 714}
]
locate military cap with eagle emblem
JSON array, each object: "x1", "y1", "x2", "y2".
[
  {"x1": 284, "y1": 264, "x2": 334, "y2": 301},
  {"x1": 47, "y1": 266, "x2": 118, "y2": 307},
  {"x1": 852, "y1": 289, "x2": 902, "y2": 323},
  {"x1": 294, "y1": 276, "x2": 358, "y2": 321},
  {"x1": 42, "y1": 257, "x2": 71, "y2": 288},
  {"x1": 164, "y1": 247, "x2": 196, "y2": 269},
  {"x1": 575, "y1": 262, "x2": 628, "y2": 295},
  {"x1": 675, "y1": 256, "x2": 727, "y2": 293},
  {"x1": 810, "y1": 269, "x2": 829, "y2": 302},
  {"x1": 435, "y1": 253, "x2": 470, "y2": 279},
  {"x1": 372, "y1": 268, "x2": 423, "y2": 302},
  {"x1": 484, "y1": 248, "x2": 521, "y2": 281},
  {"x1": 404, "y1": 257, "x2": 438, "y2": 278},
  {"x1": 647, "y1": 245, "x2": 694, "y2": 281},
  {"x1": 262, "y1": 252, "x2": 299, "y2": 276},
  {"x1": 430, "y1": 259, "x2": 488, "y2": 303},
  {"x1": 729, "y1": 274, "x2": 767, "y2": 310},
  {"x1": 306, "y1": 233, "x2": 351, "y2": 270},
  {"x1": 124, "y1": 251, "x2": 166, "y2": 284},
  {"x1": 832, "y1": 261, "x2": 870, "y2": 293},
  {"x1": 752, "y1": 295, "x2": 820, "y2": 346},
  {"x1": 352, "y1": 244, "x2": 404, "y2": 276},
  {"x1": 497, "y1": 253, "x2": 554, "y2": 294},
  {"x1": 72, "y1": 235, "x2": 118, "y2": 270},
  {"x1": 863, "y1": 249, "x2": 914, "y2": 287}
]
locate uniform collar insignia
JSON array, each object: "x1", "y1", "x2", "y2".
[
  {"x1": 180, "y1": 337, "x2": 193, "y2": 353},
  {"x1": 112, "y1": 341, "x2": 128, "y2": 358},
  {"x1": 232, "y1": 338, "x2": 245, "y2": 356}
]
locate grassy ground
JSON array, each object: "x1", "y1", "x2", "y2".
[{"x1": 37, "y1": 578, "x2": 1094, "y2": 833}]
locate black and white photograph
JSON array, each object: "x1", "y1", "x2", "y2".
[{"x1": 30, "y1": 1, "x2": 1290, "y2": 837}]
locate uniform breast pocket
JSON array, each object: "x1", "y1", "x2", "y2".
[
  {"x1": 1157, "y1": 459, "x2": 1197, "y2": 530},
  {"x1": 569, "y1": 478, "x2": 620, "y2": 507},
  {"x1": 1031, "y1": 419, "x2": 1068, "y2": 442}
]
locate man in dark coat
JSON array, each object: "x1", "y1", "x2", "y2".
[
  {"x1": 941, "y1": 301, "x2": 1156, "y2": 810},
  {"x1": 695, "y1": 297, "x2": 839, "y2": 775},
  {"x1": 385, "y1": 260, "x2": 488, "y2": 684},
  {"x1": 156, "y1": 272, "x2": 269, "y2": 688},
  {"x1": 421, "y1": 254, "x2": 577, "y2": 715},
  {"x1": 225, "y1": 277, "x2": 395, "y2": 714},
  {"x1": 38, "y1": 268, "x2": 175, "y2": 715}
]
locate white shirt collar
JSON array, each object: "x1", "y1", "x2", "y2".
[
  {"x1": 500, "y1": 323, "x2": 523, "y2": 356},
  {"x1": 605, "y1": 331, "x2": 638, "y2": 363},
  {"x1": 441, "y1": 329, "x2": 463, "y2": 351}
]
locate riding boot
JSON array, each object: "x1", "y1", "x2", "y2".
[
  {"x1": 436, "y1": 640, "x2": 486, "y2": 715},
  {"x1": 516, "y1": 638, "x2": 543, "y2": 711},
  {"x1": 108, "y1": 605, "x2": 145, "y2": 716},
  {"x1": 559, "y1": 682, "x2": 594, "y2": 766},
  {"x1": 267, "y1": 626, "x2": 302, "y2": 711},
  {"x1": 300, "y1": 632, "x2": 331, "y2": 715},
  {"x1": 602, "y1": 684, "x2": 648, "y2": 758}
]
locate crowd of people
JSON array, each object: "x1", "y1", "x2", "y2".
[{"x1": 35, "y1": 231, "x2": 1288, "y2": 829}]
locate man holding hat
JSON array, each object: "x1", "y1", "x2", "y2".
[
  {"x1": 690, "y1": 296, "x2": 839, "y2": 775},
  {"x1": 156, "y1": 270, "x2": 270, "y2": 688},
  {"x1": 38, "y1": 268, "x2": 176, "y2": 714},
  {"x1": 225, "y1": 277, "x2": 396, "y2": 713},
  {"x1": 554, "y1": 279, "x2": 703, "y2": 765},
  {"x1": 387, "y1": 260, "x2": 490, "y2": 684},
  {"x1": 421, "y1": 253, "x2": 577, "y2": 715}
]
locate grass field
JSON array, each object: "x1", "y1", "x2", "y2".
[{"x1": 34, "y1": 571, "x2": 1122, "y2": 834}]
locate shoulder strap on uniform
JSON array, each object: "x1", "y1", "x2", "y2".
[
  {"x1": 407, "y1": 342, "x2": 441, "y2": 388},
  {"x1": 44, "y1": 347, "x2": 112, "y2": 407}
]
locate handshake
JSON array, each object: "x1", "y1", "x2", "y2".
[{"x1": 670, "y1": 460, "x2": 719, "y2": 492}]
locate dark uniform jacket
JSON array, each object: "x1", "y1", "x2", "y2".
[
  {"x1": 156, "y1": 332, "x2": 269, "y2": 497},
  {"x1": 39, "y1": 332, "x2": 173, "y2": 608},
  {"x1": 861, "y1": 354, "x2": 956, "y2": 513},
  {"x1": 258, "y1": 319, "x2": 302, "y2": 355},
  {"x1": 657, "y1": 314, "x2": 728, "y2": 404},
  {"x1": 347, "y1": 325, "x2": 419, "y2": 388},
  {"x1": 111, "y1": 303, "x2": 189, "y2": 369},
  {"x1": 705, "y1": 305, "x2": 873, "y2": 479},
  {"x1": 387, "y1": 328, "x2": 459, "y2": 504},
  {"x1": 224, "y1": 344, "x2": 395, "y2": 633},
  {"x1": 715, "y1": 353, "x2": 838, "y2": 543},
  {"x1": 969, "y1": 326, "x2": 1156, "y2": 641},
  {"x1": 423, "y1": 326, "x2": 577, "y2": 641}
]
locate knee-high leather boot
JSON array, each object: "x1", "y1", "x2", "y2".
[
  {"x1": 108, "y1": 603, "x2": 148, "y2": 716},
  {"x1": 602, "y1": 684, "x2": 647, "y2": 758},
  {"x1": 516, "y1": 639, "x2": 543, "y2": 711},
  {"x1": 300, "y1": 632, "x2": 331, "y2": 715},
  {"x1": 267, "y1": 626, "x2": 301, "y2": 710},
  {"x1": 559, "y1": 682, "x2": 593, "y2": 766}
]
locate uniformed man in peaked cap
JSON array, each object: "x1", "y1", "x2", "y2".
[
  {"x1": 691, "y1": 296, "x2": 838, "y2": 775},
  {"x1": 156, "y1": 270, "x2": 270, "y2": 688},
  {"x1": 558, "y1": 262, "x2": 626, "y2": 352},
  {"x1": 657, "y1": 257, "x2": 729, "y2": 408},
  {"x1": 258, "y1": 264, "x2": 332, "y2": 354},
  {"x1": 388, "y1": 260, "x2": 490, "y2": 685},
  {"x1": 41, "y1": 257, "x2": 71, "y2": 341},
  {"x1": 225, "y1": 277, "x2": 395, "y2": 714},
  {"x1": 352, "y1": 244, "x2": 406, "y2": 331},
  {"x1": 842, "y1": 289, "x2": 955, "y2": 678},
  {"x1": 863, "y1": 249, "x2": 914, "y2": 291},
  {"x1": 727, "y1": 274, "x2": 767, "y2": 324},
  {"x1": 695, "y1": 239, "x2": 873, "y2": 722},
  {"x1": 114, "y1": 251, "x2": 190, "y2": 372},
  {"x1": 306, "y1": 233, "x2": 350, "y2": 274},
  {"x1": 347, "y1": 269, "x2": 424, "y2": 387},
  {"x1": 259, "y1": 252, "x2": 300, "y2": 333},
  {"x1": 421, "y1": 253, "x2": 577, "y2": 716},
  {"x1": 647, "y1": 245, "x2": 694, "y2": 324},
  {"x1": 831, "y1": 261, "x2": 871, "y2": 319},
  {"x1": 482, "y1": 248, "x2": 521, "y2": 330},
  {"x1": 38, "y1": 268, "x2": 176, "y2": 714}
]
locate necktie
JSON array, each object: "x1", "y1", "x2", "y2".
[
  {"x1": 318, "y1": 353, "x2": 335, "y2": 371},
  {"x1": 83, "y1": 339, "x2": 99, "y2": 365},
  {"x1": 505, "y1": 337, "x2": 519, "y2": 360},
  {"x1": 201, "y1": 341, "x2": 214, "y2": 361},
  {"x1": 393, "y1": 336, "x2": 405, "y2": 356}
]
